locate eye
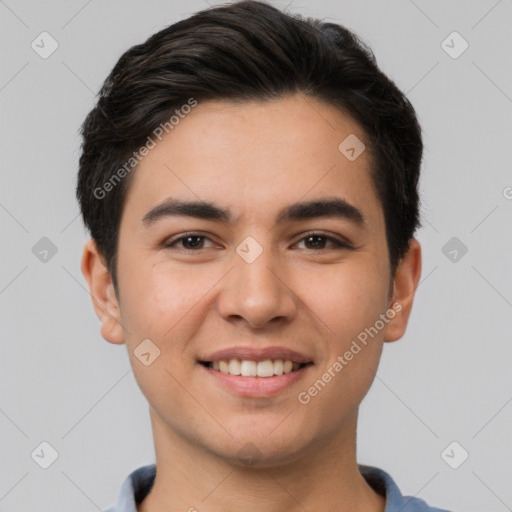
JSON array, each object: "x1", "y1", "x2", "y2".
[
  {"x1": 295, "y1": 233, "x2": 352, "y2": 250},
  {"x1": 163, "y1": 232, "x2": 353, "y2": 252},
  {"x1": 164, "y1": 233, "x2": 215, "y2": 250}
]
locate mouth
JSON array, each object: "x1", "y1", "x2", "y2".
[
  {"x1": 200, "y1": 359, "x2": 312, "y2": 378},
  {"x1": 197, "y1": 347, "x2": 314, "y2": 398}
]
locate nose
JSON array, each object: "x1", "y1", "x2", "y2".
[{"x1": 216, "y1": 247, "x2": 298, "y2": 329}]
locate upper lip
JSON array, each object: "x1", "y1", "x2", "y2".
[{"x1": 199, "y1": 346, "x2": 313, "y2": 364}]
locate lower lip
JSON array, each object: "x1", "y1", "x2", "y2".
[{"x1": 202, "y1": 365, "x2": 311, "y2": 398}]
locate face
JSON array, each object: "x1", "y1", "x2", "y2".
[{"x1": 83, "y1": 94, "x2": 421, "y2": 467}]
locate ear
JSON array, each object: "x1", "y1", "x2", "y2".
[
  {"x1": 383, "y1": 238, "x2": 422, "y2": 343},
  {"x1": 81, "y1": 239, "x2": 125, "y2": 344}
]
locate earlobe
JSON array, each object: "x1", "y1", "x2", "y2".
[
  {"x1": 383, "y1": 238, "x2": 422, "y2": 343},
  {"x1": 81, "y1": 239, "x2": 125, "y2": 344}
]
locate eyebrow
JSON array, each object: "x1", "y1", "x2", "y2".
[{"x1": 141, "y1": 196, "x2": 366, "y2": 228}]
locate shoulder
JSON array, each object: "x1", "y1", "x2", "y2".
[
  {"x1": 103, "y1": 464, "x2": 156, "y2": 512},
  {"x1": 359, "y1": 464, "x2": 452, "y2": 512}
]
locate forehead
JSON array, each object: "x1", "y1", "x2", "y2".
[{"x1": 121, "y1": 94, "x2": 383, "y2": 229}]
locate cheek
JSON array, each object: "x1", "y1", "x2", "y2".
[
  {"x1": 118, "y1": 254, "x2": 196, "y2": 331},
  {"x1": 117, "y1": 258, "x2": 203, "y2": 412},
  {"x1": 301, "y1": 260, "x2": 390, "y2": 343},
  {"x1": 118, "y1": 256, "x2": 226, "y2": 374}
]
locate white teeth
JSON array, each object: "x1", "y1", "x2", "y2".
[
  {"x1": 212, "y1": 359, "x2": 304, "y2": 377},
  {"x1": 256, "y1": 359, "x2": 274, "y2": 378},
  {"x1": 228, "y1": 359, "x2": 241, "y2": 375},
  {"x1": 273, "y1": 359, "x2": 284, "y2": 375},
  {"x1": 219, "y1": 360, "x2": 229, "y2": 374},
  {"x1": 240, "y1": 360, "x2": 257, "y2": 377}
]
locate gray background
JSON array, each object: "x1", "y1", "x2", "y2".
[{"x1": 1, "y1": 0, "x2": 511, "y2": 510}]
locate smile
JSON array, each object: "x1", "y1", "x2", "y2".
[
  {"x1": 202, "y1": 359, "x2": 310, "y2": 378},
  {"x1": 198, "y1": 346, "x2": 314, "y2": 397}
]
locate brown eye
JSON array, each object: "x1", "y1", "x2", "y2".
[
  {"x1": 165, "y1": 233, "x2": 214, "y2": 250},
  {"x1": 296, "y1": 233, "x2": 351, "y2": 250}
]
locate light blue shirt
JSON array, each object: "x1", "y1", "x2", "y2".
[{"x1": 104, "y1": 463, "x2": 451, "y2": 512}]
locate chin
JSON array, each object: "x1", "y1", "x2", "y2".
[{"x1": 205, "y1": 426, "x2": 316, "y2": 469}]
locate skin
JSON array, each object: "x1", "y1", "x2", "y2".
[{"x1": 82, "y1": 94, "x2": 421, "y2": 512}]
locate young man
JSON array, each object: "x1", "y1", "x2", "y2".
[{"x1": 77, "y1": 1, "x2": 450, "y2": 511}]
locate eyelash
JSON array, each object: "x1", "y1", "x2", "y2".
[{"x1": 164, "y1": 232, "x2": 353, "y2": 251}]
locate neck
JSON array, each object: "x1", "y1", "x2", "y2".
[{"x1": 138, "y1": 409, "x2": 385, "y2": 512}]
